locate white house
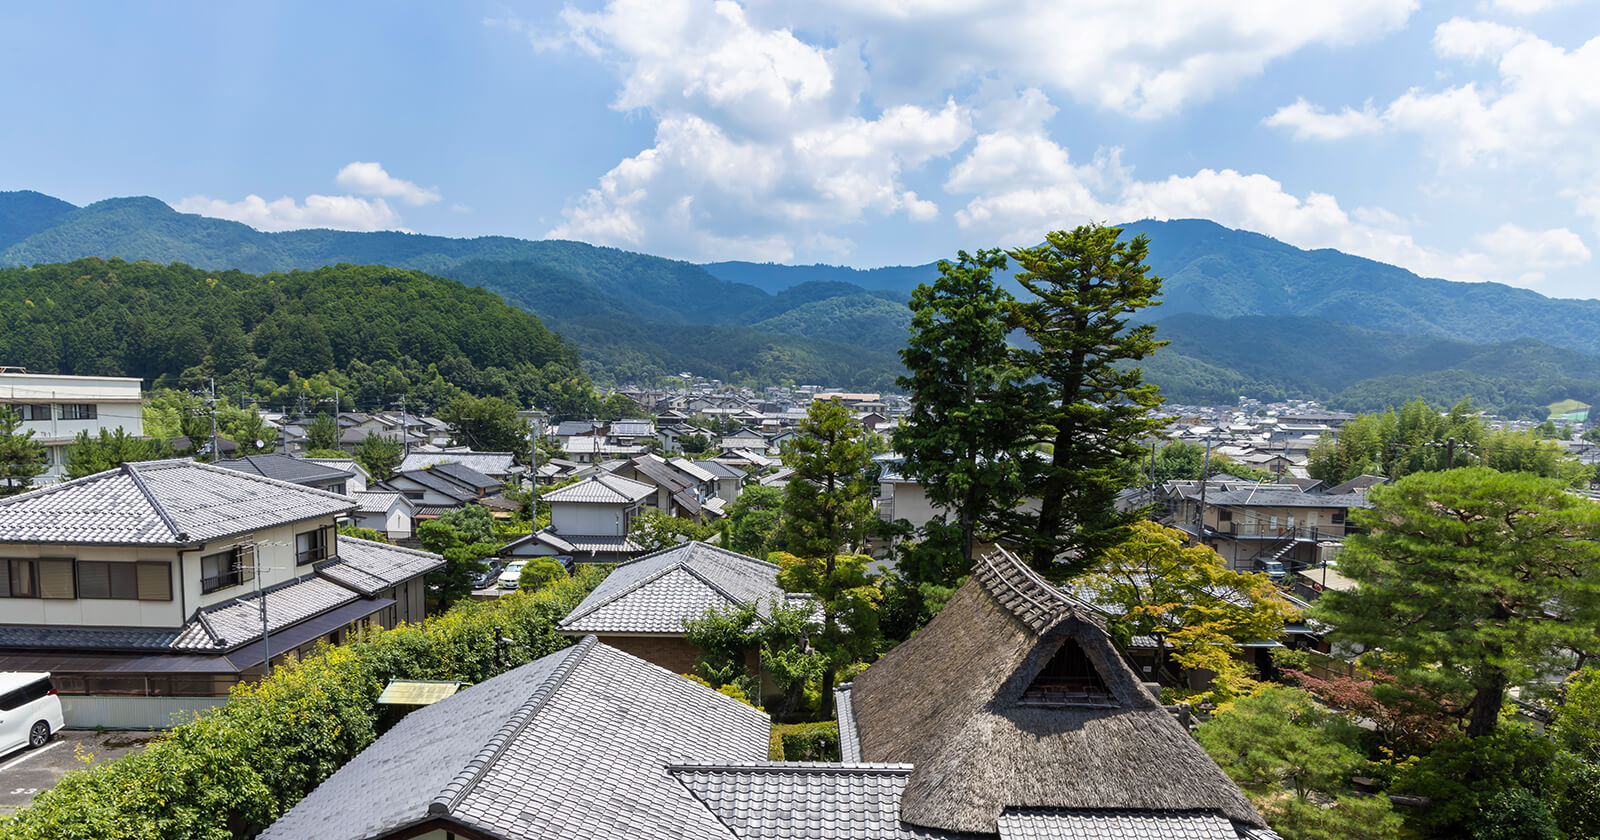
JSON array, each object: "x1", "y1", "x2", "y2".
[
  {"x1": 0, "y1": 459, "x2": 442, "y2": 728},
  {"x1": 0, "y1": 369, "x2": 144, "y2": 484},
  {"x1": 502, "y1": 474, "x2": 653, "y2": 565}
]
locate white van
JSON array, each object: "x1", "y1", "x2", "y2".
[{"x1": 0, "y1": 672, "x2": 64, "y2": 755}]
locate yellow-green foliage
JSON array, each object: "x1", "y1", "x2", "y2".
[
  {"x1": 773, "y1": 721, "x2": 840, "y2": 762},
  {"x1": 0, "y1": 567, "x2": 608, "y2": 840}
]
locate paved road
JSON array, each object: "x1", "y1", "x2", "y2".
[{"x1": 0, "y1": 730, "x2": 161, "y2": 815}]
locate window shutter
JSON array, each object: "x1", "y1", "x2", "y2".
[
  {"x1": 236, "y1": 545, "x2": 256, "y2": 583},
  {"x1": 38, "y1": 559, "x2": 75, "y2": 599},
  {"x1": 137, "y1": 562, "x2": 172, "y2": 602},
  {"x1": 107, "y1": 563, "x2": 138, "y2": 599},
  {"x1": 0, "y1": 560, "x2": 11, "y2": 597},
  {"x1": 323, "y1": 525, "x2": 337, "y2": 560},
  {"x1": 78, "y1": 562, "x2": 111, "y2": 599}
]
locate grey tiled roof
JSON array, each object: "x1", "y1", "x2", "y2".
[
  {"x1": 264, "y1": 636, "x2": 771, "y2": 840},
  {"x1": 559, "y1": 542, "x2": 784, "y2": 634},
  {"x1": 0, "y1": 624, "x2": 186, "y2": 652},
  {"x1": 543, "y1": 473, "x2": 655, "y2": 505},
  {"x1": 836, "y1": 684, "x2": 862, "y2": 762},
  {"x1": 316, "y1": 538, "x2": 444, "y2": 596},
  {"x1": 0, "y1": 459, "x2": 355, "y2": 546},
  {"x1": 670, "y1": 762, "x2": 973, "y2": 840},
  {"x1": 695, "y1": 459, "x2": 747, "y2": 480},
  {"x1": 353, "y1": 491, "x2": 405, "y2": 514},
  {"x1": 215, "y1": 454, "x2": 353, "y2": 485},
  {"x1": 996, "y1": 810, "x2": 1240, "y2": 840},
  {"x1": 399, "y1": 451, "x2": 518, "y2": 476},
  {"x1": 175, "y1": 575, "x2": 359, "y2": 650}
]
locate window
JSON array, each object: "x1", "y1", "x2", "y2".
[
  {"x1": 200, "y1": 547, "x2": 255, "y2": 594},
  {"x1": 5, "y1": 403, "x2": 52, "y2": 422},
  {"x1": 0, "y1": 558, "x2": 73, "y2": 598},
  {"x1": 1019, "y1": 639, "x2": 1116, "y2": 707},
  {"x1": 77, "y1": 561, "x2": 171, "y2": 601},
  {"x1": 1218, "y1": 510, "x2": 1233, "y2": 522},
  {"x1": 295, "y1": 525, "x2": 336, "y2": 565},
  {"x1": 1331, "y1": 510, "x2": 1346, "y2": 525},
  {"x1": 58, "y1": 403, "x2": 97, "y2": 421},
  {"x1": 0, "y1": 676, "x2": 53, "y2": 711}
]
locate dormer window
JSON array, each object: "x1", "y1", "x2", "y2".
[{"x1": 1019, "y1": 639, "x2": 1117, "y2": 708}]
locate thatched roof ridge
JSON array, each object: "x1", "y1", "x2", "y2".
[{"x1": 848, "y1": 548, "x2": 1263, "y2": 834}]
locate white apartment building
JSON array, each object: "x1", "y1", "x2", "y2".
[{"x1": 0, "y1": 369, "x2": 144, "y2": 483}]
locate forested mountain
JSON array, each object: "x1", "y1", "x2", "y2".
[
  {"x1": 0, "y1": 258, "x2": 593, "y2": 414},
  {"x1": 8, "y1": 189, "x2": 1600, "y2": 410}
]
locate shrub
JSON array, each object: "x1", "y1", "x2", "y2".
[
  {"x1": 0, "y1": 568, "x2": 608, "y2": 839},
  {"x1": 1471, "y1": 788, "x2": 1558, "y2": 840},
  {"x1": 518, "y1": 558, "x2": 567, "y2": 591},
  {"x1": 1391, "y1": 723, "x2": 1557, "y2": 838},
  {"x1": 776, "y1": 721, "x2": 840, "y2": 762}
]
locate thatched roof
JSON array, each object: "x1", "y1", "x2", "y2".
[{"x1": 846, "y1": 549, "x2": 1264, "y2": 834}]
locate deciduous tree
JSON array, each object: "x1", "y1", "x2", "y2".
[{"x1": 1003, "y1": 224, "x2": 1169, "y2": 579}]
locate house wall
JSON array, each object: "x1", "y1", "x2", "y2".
[
  {"x1": 186, "y1": 517, "x2": 343, "y2": 611},
  {"x1": 885, "y1": 480, "x2": 943, "y2": 532},
  {"x1": 551, "y1": 502, "x2": 627, "y2": 537},
  {"x1": 2, "y1": 372, "x2": 144, "y2": 483},
  {"x1": 0, "y1": 544, "x2": 185, "y2": 627},
  {"x1": 593, "y1": 634, "x2": 703, "y2": 675}
]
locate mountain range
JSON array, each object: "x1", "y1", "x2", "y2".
[{"x1": 4, "y1": 189, "x2": 1599, "y2": 414}]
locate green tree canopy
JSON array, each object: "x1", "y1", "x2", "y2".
[
  {"x1": 0, "y1": 405, "x2": 48, "y2": 496},
  {"x1": 353, "y1": 433, "x2": 403, "y2": 482},
  {"x1": 1315, "y1": 467, "x2": 1600, "y2": 737},
  {"x1": 441, "y1": 394, "x2": 529, "y2": 455},
  {"x1": 724, "y1": 484, "x2": 785, "y2": 559},
  {"x1": 1003, "y1": 224, "x2": 1169, "y2": 579},
  {"x1": 64, "y1": 428, "x2": 170, "y2": 479},
  {"x1": 896, "y1": 248, "x2": 1025, "y2": 566},
  {"x1": 307, "y1": 412, "x2": 340, "y2": 453}
]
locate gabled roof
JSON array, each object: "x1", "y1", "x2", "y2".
[
  {"x1": 558, "y1": 542, "x2": 786, "y2": 635},
  {"x1": 670, "y1": 763, "x2": 973, "y2": 840},
  {"x1": 543, "y1": 473, "x2": 654, "y2": 505},
  {"x1": 694, "y1": 459, "x2": 747, "y2": 480},
  {"x1": 353, "y1": 490, "x2": 413, "y2": 514},
  {"x1": 307, "y1": 458, "x2": 371, "y2": 481},
  {"x1": 628, "y1": 454, "x2": 697, "y2": 494},
  {"x1": 176, "y1": 575, "x2": 359, "y2": 650},
  {"x1": 843, "y1": 548, "x2": 1263, "y2": 834},
  {"x1": 215, "y1": 454, "x2": 354, "y2": 485},
  {"x1": 1325, "y1": 474, "x2": 1387, "y2": 495},
  {"x1": 398, "y1": 451, "x2": 519, "y2": 477},
  {"x1": 260, "y1": 636, "x2": 770, "y2": 840},
  {"x1": 316, "y1": 538, "x2": 445, "y2": 596},
  {"x1": 0, "y1": 459, "x2": 356, "y2": 546}
]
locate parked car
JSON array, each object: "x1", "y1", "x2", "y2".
[
  {"x1": 0, "y1": 672, "x2": 63, "y2": 756},
  {"x1": 1257, "y1": 559, "x2": 1287, "y2": 580},
  {"x1": 472, "y1": 558, "x2": 505, "y2": 591},
  {"x1": 498, "y1": 560, "x2": 528, "y2": 590}
]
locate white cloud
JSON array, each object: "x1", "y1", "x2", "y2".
[
  {"x1": 173, "y1": 194, "x2": 405, "y2": 233},
  {"x1": 944, "y1": 128, "x2": 1588, "y2": 286},
  {"x1": 334, "y1": 161, "x2": 441, "y2": 206},
  {"x1": 1487, "y1": 0, "x2": 1577, "y2": 14},
  {"x1": 1263, "y1": 98, "x2": 1384, "y2": 141}
]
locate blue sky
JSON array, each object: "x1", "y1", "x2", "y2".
[{"x1": 4, "y1": 1, "x2": 1599, "y2": 298}]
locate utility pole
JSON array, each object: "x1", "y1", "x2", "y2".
[
  {"x1": 398, "y1": 395, "x2": 410, "y2": 458},
  {"x1": 1197, "y1": 435, "x2": 1212, "y2": 533},
  {"x1": 208, "y1": 378, "x2": 220, "y2": 463},
  {"x1": 1446, "y1": 436, "x2": 1456, "y2": 470},
  {"x1": 234, "y1": 544, "x2": 283, "y2": 679}
]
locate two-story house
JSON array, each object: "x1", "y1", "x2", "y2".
[
  {"x1": 1165, "y1": 480, "x2": 1373, "y2": 572},
  {"x1": 0, "y1": 369, "x2": 145, "y2": 485},
  {"x1": 0, "y1": 459, "x2": 442, "y2": 728},
  {"x1": 501, "y1": 474, "x2": 652, "y2": 565}
]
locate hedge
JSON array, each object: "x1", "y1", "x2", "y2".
[
  {"x1": 0, "y1": 567, "x2": 608, "y2": 840},
  {"x1": 774, "y1": 721, "x2": 840, "y2": 762}
]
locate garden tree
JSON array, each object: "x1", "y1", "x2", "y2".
[
  {"x1": 781, "y1": 399, "x2": 876, "y2": 560},
  {"x1": 1316, "y1": 467, "x2": 1600, "y2": 738},
  {"x1": 517, "y1": 558, "x2": 568, "y2": 591},
  {"x1": 1478, "y1": 427, "x2": 1590, "y2": 486},
  {"x1": 1306, "y1": 399, "x2": 1492, "y2": 484},
  {"x1": 0, "y1": 405, "x2": 48, "y2": 496},
  {"x1": 896, "y1": 249, "x2": 1026, "y2": 566},
  {"x1": 535, "y1": 435, "x2": 566, "y2": 463},
  {"x1": 773, "y1": 551, "x2": 881, "y2": 718},
  {"x1": 217, "y1": 403, "x2": 271, "y2": 454},
  {"x1": 1080, "y1": 521, "x2": 1297, "y2": 689},
  {"x1": 441, "y1": 394, "x2": 529, "y2": 455},
  {"x1": 679, "y1": 432, "x2": 711, "y2": 454},
  {"x1": 724, "y1": 484, "x2": 786, "y2": 559},
  {"x1": 1391, "y1": 723, "x2": 1559, "y2": 839},
  {"x1": 64, "y1": 428, "x2": 171, "y2": 478},
  {"x1": 1197, "y1": 686, "x2": 1403, "y2": 840},
  {"x1": 1547, "y1": 668, "x2": 1600, "y2": 839},
  {"x1": 1003, "y1": 224, "x2": 1169, "y2": 580},
  {"x1": 418, "y1": 505, "x2": 500, "y2": 608},
  {"x1": 1286, "y1": 665, "x2": 1459, "y2": 756},
  {"x1": 682, "y1": 598, "x2": 824, "y2": 720},
  {"x1": 354, "y1": 433, "x2": 404, "y2": 481},
  {"x1": 307, "y1": 412, "x2": 340, "y2": 452},
  {"x1": 629, "y1": 508, "x2": 713, "y2": 552},
  {"x1": 596, "y1": 392, "x2": 641, "y2": 423}
]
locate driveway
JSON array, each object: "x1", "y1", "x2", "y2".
[{"x1": 0, "y1": 730, "x2": 162, "y2": 815}]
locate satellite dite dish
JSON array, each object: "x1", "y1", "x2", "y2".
[
  {"x1": 377, "y1": 679, "x2": 462, "y2": 706},
  {"x1": 255, "y1": 440, "x2": 266, "y2": 449}
]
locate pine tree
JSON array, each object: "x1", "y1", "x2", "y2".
[
  {"x1": 0, "y1": 405, "x2": 48, "y2": 496},
  {"x1": 1003, "y1": 224, "x2": 1168, "y2": 580}
]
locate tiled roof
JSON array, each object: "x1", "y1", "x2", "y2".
[
  {"x1": 559, "y1": 542, "x2": 783, "y2": 634},
  {"x1": 836, "y1": 685, "x2": 862, "y2": 762},
  {"x1": 381, "y1": 470, "x2": 477, "y2": 502},
  {"x1": 543, "y1": 474, "x2": 654, "y2": 505},
  {"x1": 421, "y1": 462, "x2": 501, "y2": 490},
  {"x1": 399, "y1": 451, "x2": 519, "y2": 476},
  {"x1": 562, "y1": 534, "x2": 642, "y2": 555},
  {"x1": 0, "y1": 624, "x2": 186, "y2": 652},
  {"x1": 996, "y1": 810, "x2": 1241, "y2": 840},
  {"x1": 694, "y1": 460, "x2": 746, "y2": 480},
  {"x1": 174, "y1": 575, "x2": 359, "y2": 650},
  {"x1": 215, "y1": 454, "x2": 353, "y2": 485},
  {"x1": 353, "y1": 491, "x2": 405, "y2": 514},
  {"x1": 670, "y1": 458, "x2": 717, "y2": 483},
  {"x1": 0, "y1": 460, "x2": 355, "y2": 546},
  {"x1": 971, "y1": 549, "x2": 1105, "y2": 633},
  {"x1": 670, "y1": 763, "x2": 971, "y2": 840},
  {"x1": 316, "y1": 538, "x2": 444, "y2": 596},
  {"x1": 262, "y1": 637, "x2": 771, "y2": 840}
]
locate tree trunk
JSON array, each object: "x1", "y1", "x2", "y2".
[{"x1": 1466, "y1": 667, "x2": 1507, "y2": 738}]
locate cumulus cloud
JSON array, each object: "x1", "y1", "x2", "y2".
[
  {"x1": 1262, "y1": 99, "x2": 1385, "y2": 141},
  {"x1": 173, "y1": 194, "x2": 404, "y2": 233},
  {"x1": 174, "y1": 162, "x2": 438, "y2": 232},
  {"x1": 943, "y1": 128, "x2": 1586, "y2": 286},
  {"x1": 334, "y1": 161, "x2": 441, "y2": 205}
]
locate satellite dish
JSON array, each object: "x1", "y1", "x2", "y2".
[{"x1": 255, "y1": 440, "x2": 266, "y2": 449}]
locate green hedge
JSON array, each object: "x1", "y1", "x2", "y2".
[
  {"x1": 0, "y1": 568, "x2": 607, "y2": 840},
  {"x1": 775, "y1": 721, "x2": 840, "y2": 762}
]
